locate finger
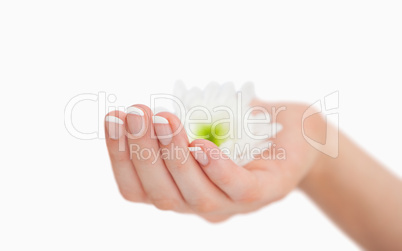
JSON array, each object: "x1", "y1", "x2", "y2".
[
  {"x1": 105, "y1": 110, "x2": 147, "y2": 202},
  {"x1": 153, "y1": 112, "x2": 232, "y2": 214},
  {"x1": 188, "y1": 139, "x2": 262, "y2": 203},
  {"x1": 125, "y1": 105, "x2": 186, "y2": 211}
]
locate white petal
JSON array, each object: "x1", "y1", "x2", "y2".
[
  {"x1": 203, "y1": 82, "x2": 220, "y2": 106},
  {"x1": 240, "y1": 82, "x2": 256, "y2": 106},
  {"x1": 217, "y1": 82, "x2": 235, "y2": 104},
  {"x1": 183, "y1": 86, "x2": 202, "y2": 110},
  {"x1": 249, "y1": 112, "x2": 271, "y2": 123},
  {"x1": 272, "y1": 123, "x2": 283, "y2": 135},
  {"x1": 173, "y1": 80, "x2": 186, "y2": 101},
  {"x1": 249, "y1": 123, "x2": 272, "y2": 138}
]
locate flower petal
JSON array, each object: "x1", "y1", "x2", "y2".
[{"x1": 240, "y1": 82, "x2": 256, "y2": 106}]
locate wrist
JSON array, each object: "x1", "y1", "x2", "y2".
[{"x1": 298, "y1": 124, "x2": 341, "y2": 192}]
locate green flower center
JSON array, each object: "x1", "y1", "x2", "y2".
[{"x1": 193, "y1": 123, "x2": 230, "y2": 147}]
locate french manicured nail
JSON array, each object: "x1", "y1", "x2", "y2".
[
  {"x1": 153, "y1": 115, "x2": 172, "y2": 145},
  {"x1": 126, "y1": 106, "x2": 145, "y2": 135},
  {"x1": 105, "y1": 116, "x2": 124, "y2": 140},
  {"x1": 188, "y1": 146, "x2": 209, "y2": 166}
]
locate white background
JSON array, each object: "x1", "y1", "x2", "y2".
[{"x1": 1, "y1": 1, "x2": 401, "y2": 250}]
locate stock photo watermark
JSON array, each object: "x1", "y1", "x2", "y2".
[
  {"x1": 64, "y1": 89, "x2": 339, "y2": 161},
  {"x1": 129, "y1": 142, "x2": 286, "y2": 165}
]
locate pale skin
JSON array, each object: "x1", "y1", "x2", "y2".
[{"x1": 105, "y1": 100, "x2": 402, "y2": 251}]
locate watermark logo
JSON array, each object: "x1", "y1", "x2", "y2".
[
  {"x1": 64, "y1": 92, "x2": 122, "y2": 140},
  {"x1": 302, "y1": 91, "x2": 339, "y2": 158},
  {"x1": 64, "y1": 89, "x2": 339, "y2": 161}
]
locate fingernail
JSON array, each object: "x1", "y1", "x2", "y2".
[
  {"x1": 105, "y1": 116, "x2": 124, "y2": 140},
  {"x1": 127, "y1": 106, "x2": 144, "y2": 116},
  {"x1": 188, "y1": 147, "x2": 209, "y2": 166},
  {"x1": 126, "y1": 106, "x2": 145, "y2": 135},
  {"x1": 153, "y1": 115, "x2": 172, "y2": 145}
]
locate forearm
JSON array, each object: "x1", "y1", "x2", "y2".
[{"x1": 300, "y1": 132, "x2": 402, "y2": 250}]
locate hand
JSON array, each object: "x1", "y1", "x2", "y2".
[{"x1": 105, "y1": 101, "x2": 327, "y2": 222}]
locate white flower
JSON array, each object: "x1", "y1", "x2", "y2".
[{"x1": 172, "y1": 81, "x2": 282, "y2": 166}]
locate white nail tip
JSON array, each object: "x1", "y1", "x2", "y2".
[
  {"x1": 126, "y1": 106, "x2": 144, "y2": 116},
  {"x1": 105, "y1": 116, "x2": 124, "y2": 125},
  {"x1": 189, "y1": 147, "x2": 209, "y2": 166},
  {"x1": 153, "y1": 116, "x2": 169, "y2": 124},
  {"x1": 188, "y1": 147, "x2": 202, "y2": 152}
]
